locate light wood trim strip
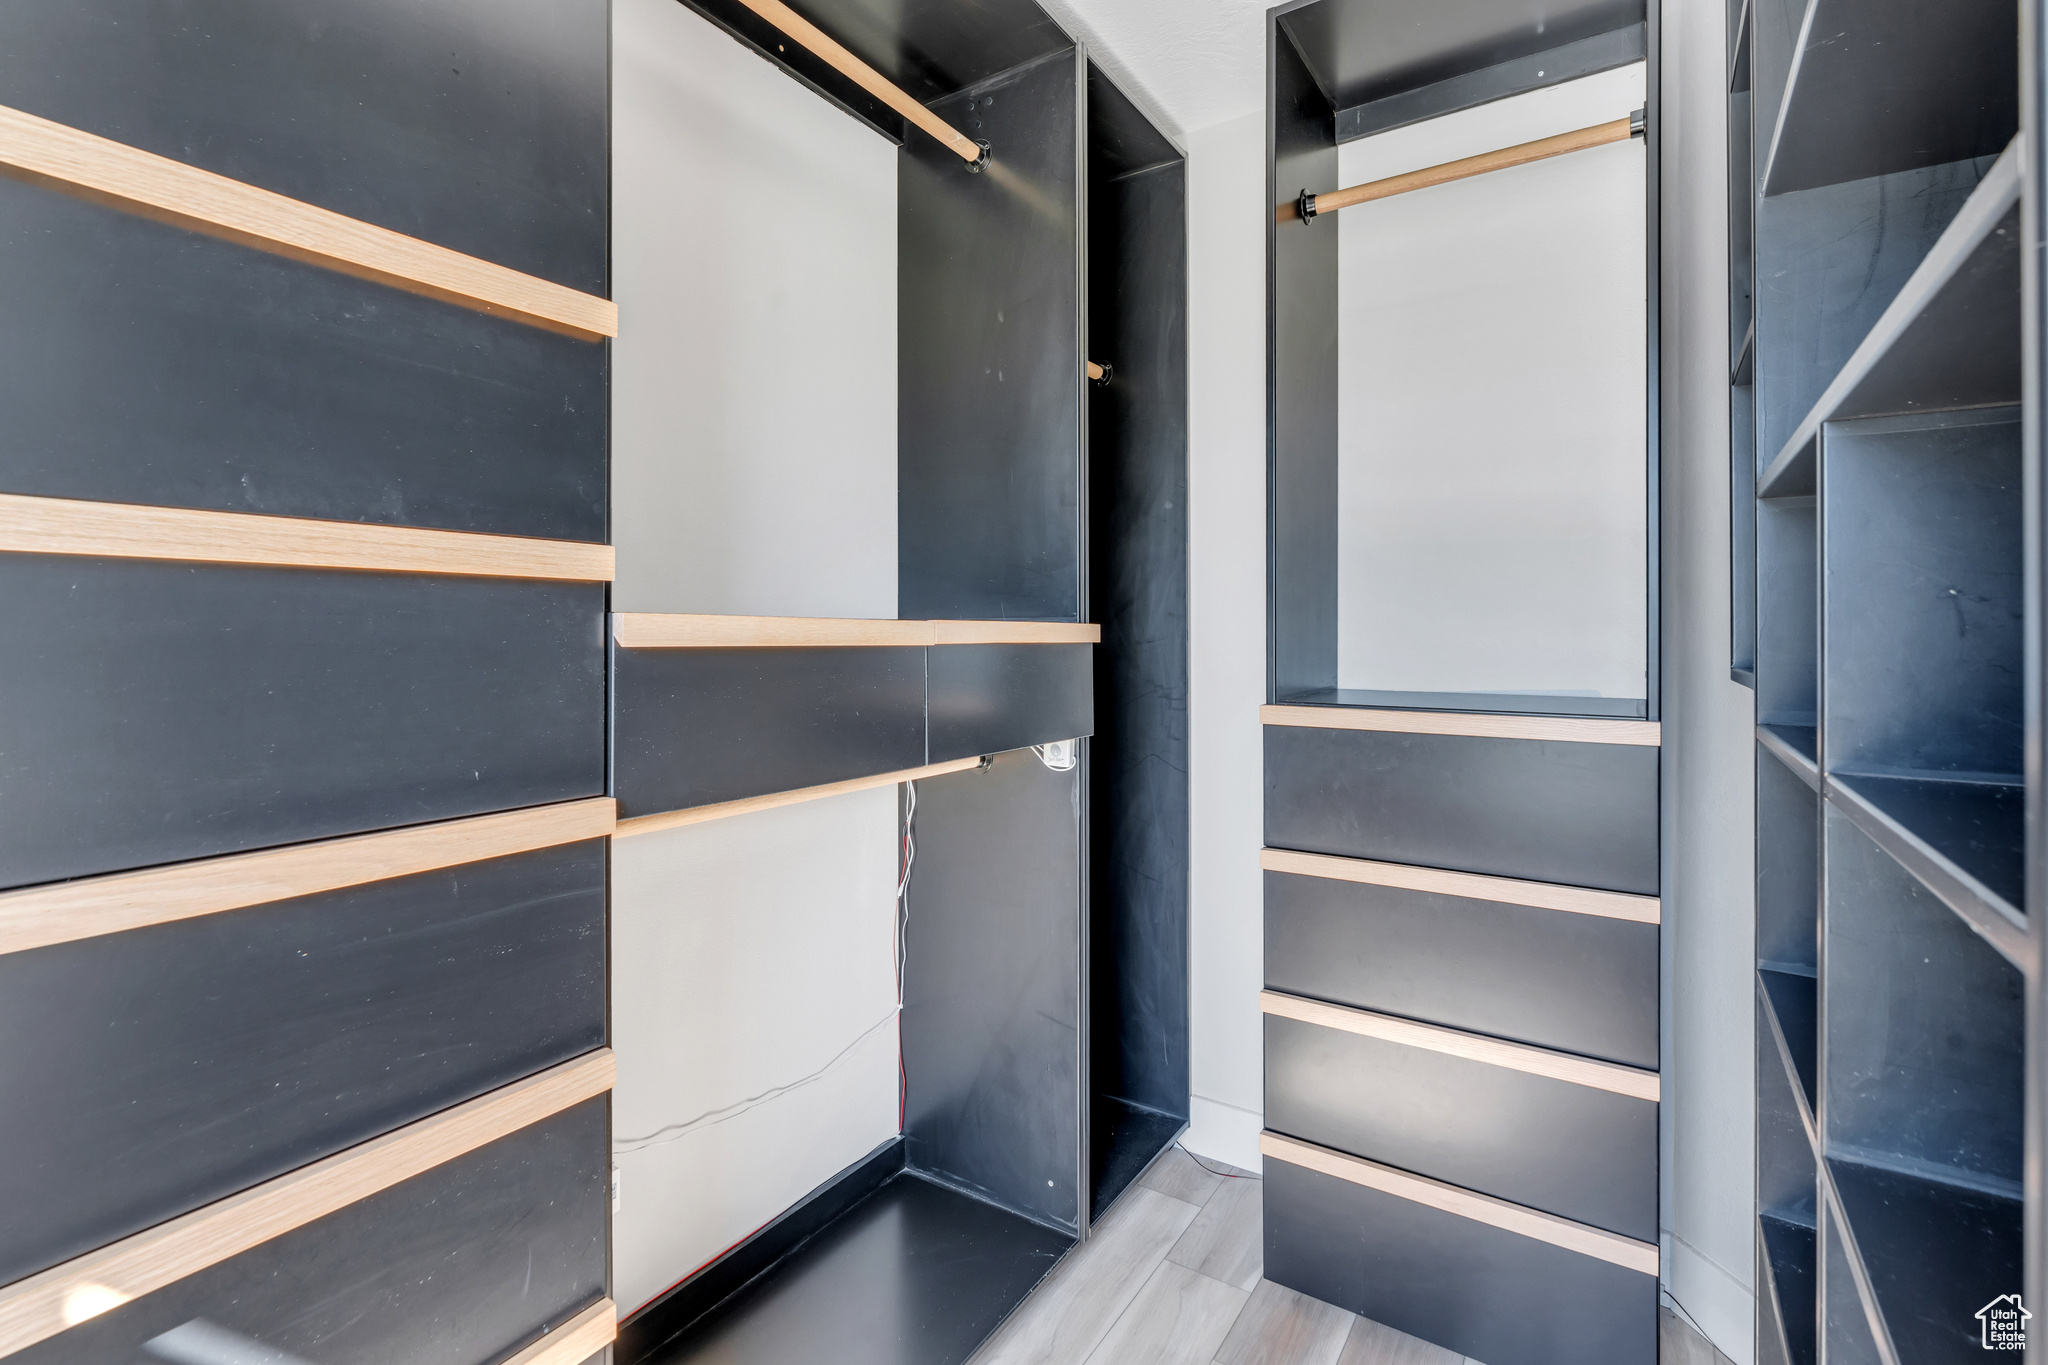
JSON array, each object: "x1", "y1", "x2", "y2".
[
  {"x1": 1261, "y1": 704, "x2": 1660, "y2": 746},
  {"x1": 0, "y1": 103, "x2": 616, "y2": 340},
  {"x1": 0, "y1": 798, "x2": 616, "y2": 958},
  {"x1": 0, "y1": 1050, "x2": 616, "y2": 1358},
  {"x1": 611, "y1": 614, "x2": 1100, "y2": 648},
  {"x1": 1261, "y1": 991, "x2": 1660, "y2": 1101},
  {"x1": 928, "y1": 619, "x2": 1100, "y2": 645},
  {"x1": 0, "y1": 493, "x2": 615, "y2": 580},
  {"x1": 731, "y1": 0, "x2": 984, "y2": 165},
  {"x1": 497, "y1": 1298, "x2": 617, "y2": 1365},
  {"x1": 1260, "y1": 1132, "x2": 1659, "y2": 1275},
  {"x1": 616, "y1": 758, "x2": 982, "y2": 837},
  {"x1": 1259, "y1": 847, "x2": 1660, "y2": 924},
  {"x1": 1309, "y1": 117, "x2": 1635, "y2": 215}
]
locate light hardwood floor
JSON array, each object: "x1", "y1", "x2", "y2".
[{"x1": 969, "y1": 1148, "x2": 1478, "y2": 1365}]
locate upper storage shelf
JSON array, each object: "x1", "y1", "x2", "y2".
[
  {"x1": 1759, "y1": 0, "x2": 2016, "y2": 196},
  {"x1": 1758, "y1": 139, "x2": 2018, "y2": 498}
]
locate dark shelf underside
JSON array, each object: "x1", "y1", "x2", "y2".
[
  {"x1": 1828, "y1": 770, "x2": 2022, "y2": 915},
  {"x1": 1276, "y1": 688, "x2": 1648, "y2": 719},
  {"x1": 649, "y1": 1173, "x2": 1071, "y2": 1365}
]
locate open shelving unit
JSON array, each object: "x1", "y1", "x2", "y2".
[{"x1": 1728, "y1": 0, "x2": 2034, "y2": 1357}]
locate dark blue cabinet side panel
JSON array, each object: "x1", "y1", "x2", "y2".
[
  {"x1": 9, "y1": 1099, "x2": 609, "y2": 1365},
  {"x1": 927, "y1": 644, "x2": 1096, "y2": 762},
  {"x1": 1264, "y1": 1159, "x2": 1656, "y2": 1365},
  {"x1": 1263, "y1": 727, "x2": 1661, "y2": 894},
  {"x1": 1264, "y1": 871, "x2": 1659, "y2": 1067},
  {"x1": 0, "y1": 559, "x2": 606, "y2": 891},
  {"x1": 900, "y1": 50, "x2": 1082, "y2": 622},
  {"x1": 1264, "y1": 1017, "x2": 1658, "y2": 1242},
  {"x1": 0, "y1": 840, "x2": 606, "y2": 1285},
  {"x1": 0, "y1": 185, "x2": 608, "y2": 541},
  {"x1": 610, "y1": 645, "x2": 927, "y2": 817},
  {"x1": 0, "y1": 0, "x2": 609, "y2": 293},
  {"x1": 903, "y1": 751, "x2": 1082, "y2": 1232}
]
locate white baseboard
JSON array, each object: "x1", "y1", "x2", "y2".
[
  {"x1": 1183, "y1": 1093, "x2": 1264, "y2": 1173},
  {"x1": 1663, "y1": 1231, "x2": 1755, "y2": 1365}
]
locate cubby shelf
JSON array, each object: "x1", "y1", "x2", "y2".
[
  {"x1": 1757, "y1": 1215, "x2": 1816, "y2": 1365},
  {"x1": 1756, "y1": 723, "x2": 1816, "y2": 788},
  {"x1": 1729, "y1": 0, "x2": 1750, "y2": 94},
  {"x1": 1759, "y1": 0, "x2": 2016, "y2": 197},
  {"x1": 1758, "y1": 968, "x2": 1817, "y2": 1120},
  {"x1": 1825, "y1": 772, "x2": 2027, "y2": 970},
  {"x1": 1825, "y1": 1156, "x2": 2022, "y2": 1365},
  {"x1": 1757, "y1": 141, "x2": 2020, "y2": 499}
]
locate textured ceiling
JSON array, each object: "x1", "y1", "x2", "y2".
[{"x1": 1035, "y1": 0, "x2": 1272, "y2": 139}]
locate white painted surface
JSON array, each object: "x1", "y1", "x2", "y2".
[
  {"x1": 1033, "y1": 0, "x2": 1268, "y2": 140},
  {"x1": 1182, "y1": 109, "x2": 1269, "y2": 1167},
  {"x1": 610, "y1": 0, "x2": 902, "y2": 1315},
  {"x1": 612, "y1": 0, "x2": 897, "y2": 618},
  {"x1": 1335, "y1": 64, "x2": 1648, "y2": 700},
  {"x1": 1657, "y1": 0, "x2": 1757, "y2": 1357},
  {"x1": 610, "y1": 791, "x2": 903, "y2": 1314}
]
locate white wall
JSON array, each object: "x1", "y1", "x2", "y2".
[
  {"x1": 1659, "y1": 0, "x2": 1758, "y2": 1356},
  {"x1": 1336, "y1": 65, "x2": 1647, "y2": 701},
  {"x1": 612, "y1": 0, "x2": 896, "y2": 618},
  {"x1": 1181, "y1": 108, "x2": 1269, "y2": 1172},
  {"x1": 610, "y1": 0, "x2": 902, "y2": 1314}
]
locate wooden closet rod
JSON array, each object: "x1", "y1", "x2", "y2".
[
  {"x1": 1298, "y1": 109, "x2": 1644, "y2": 221},
  {"x1": 735, "y1": 0, "x2": 989, "y2": 169}
]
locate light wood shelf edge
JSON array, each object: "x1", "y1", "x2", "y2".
[
  {"x1": 1260, "y1": 990, "x2": 1660, "y2": 1101},
  {"x1": 0, "y1": 103, "x2": 617, "y2": 340},
  {"x1": 0, "y1": 1049, "x2": 616, "y2": 1359},
  {"x1": 0, "y1": 797, "x2": 617, "y2": 958},
  {"x1": 1259, "y1": 847, "x2": 1661, "y2": 924},
  {"x1": 1260, "y1": 704, "x2": 1661, "y2": 746},
  {"x1": 611, "y1": 614, "x2": 1099, "y2": 648},
  {"x1": 1259, "y1": 1132, "x2": 1659, "y2": 1276},
  {"x1": 0, "y1": 493, "x2": 615, "y2": 581},
  {"x1": 497, "y1": 1298, "x2": 617, "y2": 1365},
  {"x1": 616, "y1": 758, "x2": 984, "y2": 837}
]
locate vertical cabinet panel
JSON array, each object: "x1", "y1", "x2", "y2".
[
  {"x1": 8, "y1": 1100, "x2": 610, "y2": 1365},
  {"x1": 899, "y1": 50, "x2": 1082, "y2": 623},
  {"x1": 0, "y1": 184, "x2": 609, "y2": 541},
  {"x1": 903, "y1": 750, "x2": 1082, "y2": 1231},
  {"x1": 0, "y1": 841, "x2": 606, "y2": 1285},
  {"x1": 1264, "y1": 726, "x2": 1661, "y2": 895},
  {"x1": 0, "y1": 560, "x2": 606, "y2": 890},
  {"x1": 0, "y1": 0, "x2": 610, "y2": 293}
]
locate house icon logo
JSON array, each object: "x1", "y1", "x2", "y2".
[{"x1": 1977, "y1": 1295, "x2": 2028, "y2": 1349}]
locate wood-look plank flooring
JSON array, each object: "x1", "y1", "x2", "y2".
[{"x1": 970, "y1": 1149, "x2": 1490, "y2": 1365}]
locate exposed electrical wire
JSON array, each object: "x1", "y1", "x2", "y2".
[
  {"x1": 896, "y1": 779, "x2": 916, "y2": 1130},
  {"x1": 1177, "y1": 1141, "x2": 1255, "y2": 1180},
  {"x1": 612, "y1": 1007, "x2": 900, "y2": 1154}
]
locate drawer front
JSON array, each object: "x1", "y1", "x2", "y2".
[
  {"x1": 1263, "y1": 726, "x2": 1660, "y2": 895},
  {"x1": 1264, "y1": 1154, "x2": 1655, "y2": 1365},
  {"x1": 0, "y1": 559, "x2": 606, "y2": 890},
  {"x1": 0, "y1": 0, "x2": 609, "y2": 292},
  {"x1": 927, "y1": 643, "x2": 1095, "y2": 761},
  {"x1": 0, "y1": 840, "x2": 606, "y2": 1284},
  {"x1": 1264, "y1": 870, "x2": 1658, "y2": 1067},
  {"x1": 611, "y1": 645, "x2": 927, "y2": 815},
  {"x1": 0, "y1": 184, "x2": 607, "y2": 541},
  {"x1": 1264, "y1": 1015, "x2": 1657, "y2": 1241},
  {"x1": 10, "y1": 1098, "x2": 609, "y2": 1365}
]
